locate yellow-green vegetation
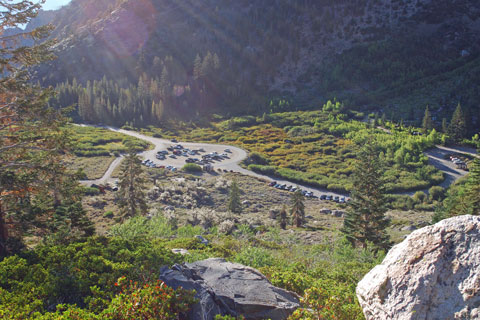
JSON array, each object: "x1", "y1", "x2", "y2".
[
  {"x1": 146, "y1": 107, "x2": 445, "y2": 193},
  {"x1": 0, "y1": 218, "x2": 379, "y2": 319},
  {"x1": 68, "y1": 156, "x2": 116, "y2": 180},
  {"x1": 71, "y1": 125, "x2": 150, "y2": 157},
  {"x1": 66, "y1": 126, "x2": 150, "y2": 179}
]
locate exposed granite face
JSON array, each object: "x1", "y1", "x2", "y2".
[
  {"x1": 357, "y1": 215, "x2": 480, "y2": 320},
  {"x1": 160, "y1": 258, "x2": 300, "y2": 320}
]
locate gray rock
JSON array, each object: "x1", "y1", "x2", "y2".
[
  {"x1": 400, "y1": 225, "x2": 417, "y2": 232},
  {"x1": 160, "y1": 258, "x2": 300, "y2": 320},
  {"x1": 171, "y1": 248, "x2": 189, "y2": 255},
  {"x1": 331, "y1": 210, "x2": 346, "y2": 217},
  {"x1": 357, "y1": 215, "x2": 480, "y2": 320},
  {"x1": 320, "y1": 208, "x2": 332, "y2": 215},
  {"x1": 242, "y1": 200, "x2": 252, "y2": 206},
  {"x1": 195, "y1": 235, "x2": 209, "y2": 245}
]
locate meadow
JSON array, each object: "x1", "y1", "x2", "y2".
[
  {"x1": 66, "y1": 126, "x2": 150, "y2": 179},
  {"x1": 142, "y1": 106, "x2": 445, "y2": 193}
]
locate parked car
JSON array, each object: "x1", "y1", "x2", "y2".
[
  {"x1": 326, "y1": 195, "x2": 333, "y2": 201},
  {"x1": 269, "y1": 181, "x2": 277, "y2": 187},
  {"x1": 171, "y1": 138, "x2": 178, "y2": 143},
  {"x1": 224, "y1": 149, "x2": 231, "y2": 153},
  {"x1": 334, "y1": 196, "x2": 340, "y2": 202},
  {"x1": 339, "y1": 197, "x2": 345, "y2": 203},
  {"x1": 320, "y1": 195, "x2": 327, "y2": 200},
  {"x1": 169, "y1": 154, "x2": 176, "y2": 159}
]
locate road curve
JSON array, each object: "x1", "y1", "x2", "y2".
[{"x1": 80, "y1": 125, "x2": 477, "y2": 198}]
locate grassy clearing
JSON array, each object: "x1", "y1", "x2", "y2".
[
  {"x1": 66, "y1": 125, "x2": 151, "y2": 179},
  {"x1": 67, "y1": 156, "x2": 115, "y2": 180}
]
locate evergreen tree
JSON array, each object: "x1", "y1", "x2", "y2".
[
  {"x1": 341, "y1": 140, "x2": 391, "y2": 250},
  {"x1": 448, "y1": 104, "x2": 467, "y2": 142},
  {"x1": 422, "y1": 106, "x2": 434, "y2": 133},
  {"x1": 442, "y1": 118, "x2": 448, "y2": 133},
  {"x1": 279, "y1": 204, "x2": 287, "y2": 230},
  {"x1": 290, "y1": 190, "x2": 305, "y2": 227},
  {"x1": 227, "y1": 180, "x2": 242, "y2": 213},
  {"x1": 0, "y1": 0, "x2": 71, "y2": 256},
  {"x1": 464, "y1": 153, "x2": 480, "y2": 215},
  {"x1": 118, "y1": 150, "x2": 148, "y2": 219},
  {"x1": 193, "y1": 54, "x2": 203, "y2": 80},
  {"x1": 433, "y1": 149, "x2": 480, "y2": 222}
]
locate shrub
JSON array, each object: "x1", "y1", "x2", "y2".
[
  {"x1": 289, "y1": 282, "x2": 364, "y2": 320},
  {"x1": 101, "y1": 279, "x2": 196, "y2": 320},
  {"x1": 246, "y1": 152, "x2": 270, "y2": 165},
  {"x1": 428, "y1": 186, "x2": 445, "y2": 201},
  {"x1": 234, "y1": 247, "x2": 275, "y2": 268},
  {"x1": 413, "y1": 191, "x2": 427, "y2": 204},
  {"x1": 84, "y1": 187, "x2": 100, "y2": 196},
  {"x1": 103, "y1": 211, "x2": 114, "y2": 219},
  {"x1": 182, "y1": 163, "x2": 203, "y2": 173}
]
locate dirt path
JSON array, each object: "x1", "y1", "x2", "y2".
[{"x1": 80, "y1": 125, "x2": 477, "y2": 197}]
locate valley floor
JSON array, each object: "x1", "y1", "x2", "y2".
[{"x1": 80, "y1": 125, "x2": 475, "y2": 198}]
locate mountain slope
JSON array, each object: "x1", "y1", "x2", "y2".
[{"x1": 30, "y1": 0, "x2": 480, "y2": 130}]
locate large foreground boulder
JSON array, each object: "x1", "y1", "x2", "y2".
[
  {"x1": 160, "y1": 258, "x2": 300, "y2": 320},
  {"x1": 357, "y1": 215, "x2": 480, "y2": 320}
]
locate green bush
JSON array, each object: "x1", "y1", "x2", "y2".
[
  {"x1": 101, "y1": 279, "x2": 196, "y2": 320},
  {"x1": 413, "y1": 191, "x2": 427, "y2": 204},
  {"x1": 234, "y1": 246, "x2": 275, "y2": 268},
  {"x1": 182, "y1": 163, "x2": 203, "y2": 172},
  {"x1": 103, "y1": 211, "x2": 114, "y2": 219},
  {"x1": 84, "y1": 187, "x2": 100, "y2": 196},
  {"x1": 428, "y1": 186, "x2": 445, "y2": 201}
]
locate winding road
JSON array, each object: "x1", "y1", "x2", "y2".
[{"x1": 80, "y1": 125, "x2": 477, "y2": 198}]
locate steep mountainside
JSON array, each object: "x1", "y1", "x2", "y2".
[{"x1": 29, "y1": 0, "x2": 480, "y2": 129}]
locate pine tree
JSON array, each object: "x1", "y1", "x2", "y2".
[
  {"x1": 341, "y1": 139, "x2": 391, "y2": 250},
  {"x1": 193, "y1": 54, "x2": 203, "y2": 80},
  {"x1": 422, "y1": 106, "x2": 434, "y2": 133},
  {"x1": 448, "y1": 104, "x2": 467, "y2": 142},
  {"x1": 442, "y1": 118, "x2": 448, "y2": 133},
  {"x1": 0, "y1": 0, "x2": 70, "y2": 256},
  {"x1": 118, "y1": 150, "x2": 148, "y2": 219},
  {"x1": 279, "y1": 205, "x2": 287, "y2": 230},
  {"x1": 290, "y1": 190, "x2": 305, "y2": 227},
  {"x1": 227, "y1": 180, "x2": 242, "y2": 213},
  {"x1": 464, "y1": 153, "x2": 480, "y2": 216}
]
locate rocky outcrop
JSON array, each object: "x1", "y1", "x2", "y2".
[
  {"x1": 357, "y1": 215, "x2": 480, "y2": 320},
  {"x1": 159, "y1": 258, "x2": 300, "y2": 320}
]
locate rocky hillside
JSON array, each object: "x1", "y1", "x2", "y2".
[{"x1": 30, "y1": 0, "x2": 480, "y2": 126}]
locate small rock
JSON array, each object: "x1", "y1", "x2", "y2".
[
  {"x1": 320, "y1": 208, "x2": 332, "y2": 215},
  {"x1": 242, "y1": 200, "x2": 252, "y2": 206},
  {"x1": 331, "y1": 210, "x2": 346, "y2": 217},
  {"x1": 171, "y1": 248, "x2": 189, "y2": 255},
  {"x1": 195, "y1": 235, "x2": 209, "y2": 245}
]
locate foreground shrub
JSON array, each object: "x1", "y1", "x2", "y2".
[
  {"x1": 101, "y1": 279, "x2": 196, "y2": 320},
  {"x1": 289, "y1": 281, "x2": 364, "y2": 320}
]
